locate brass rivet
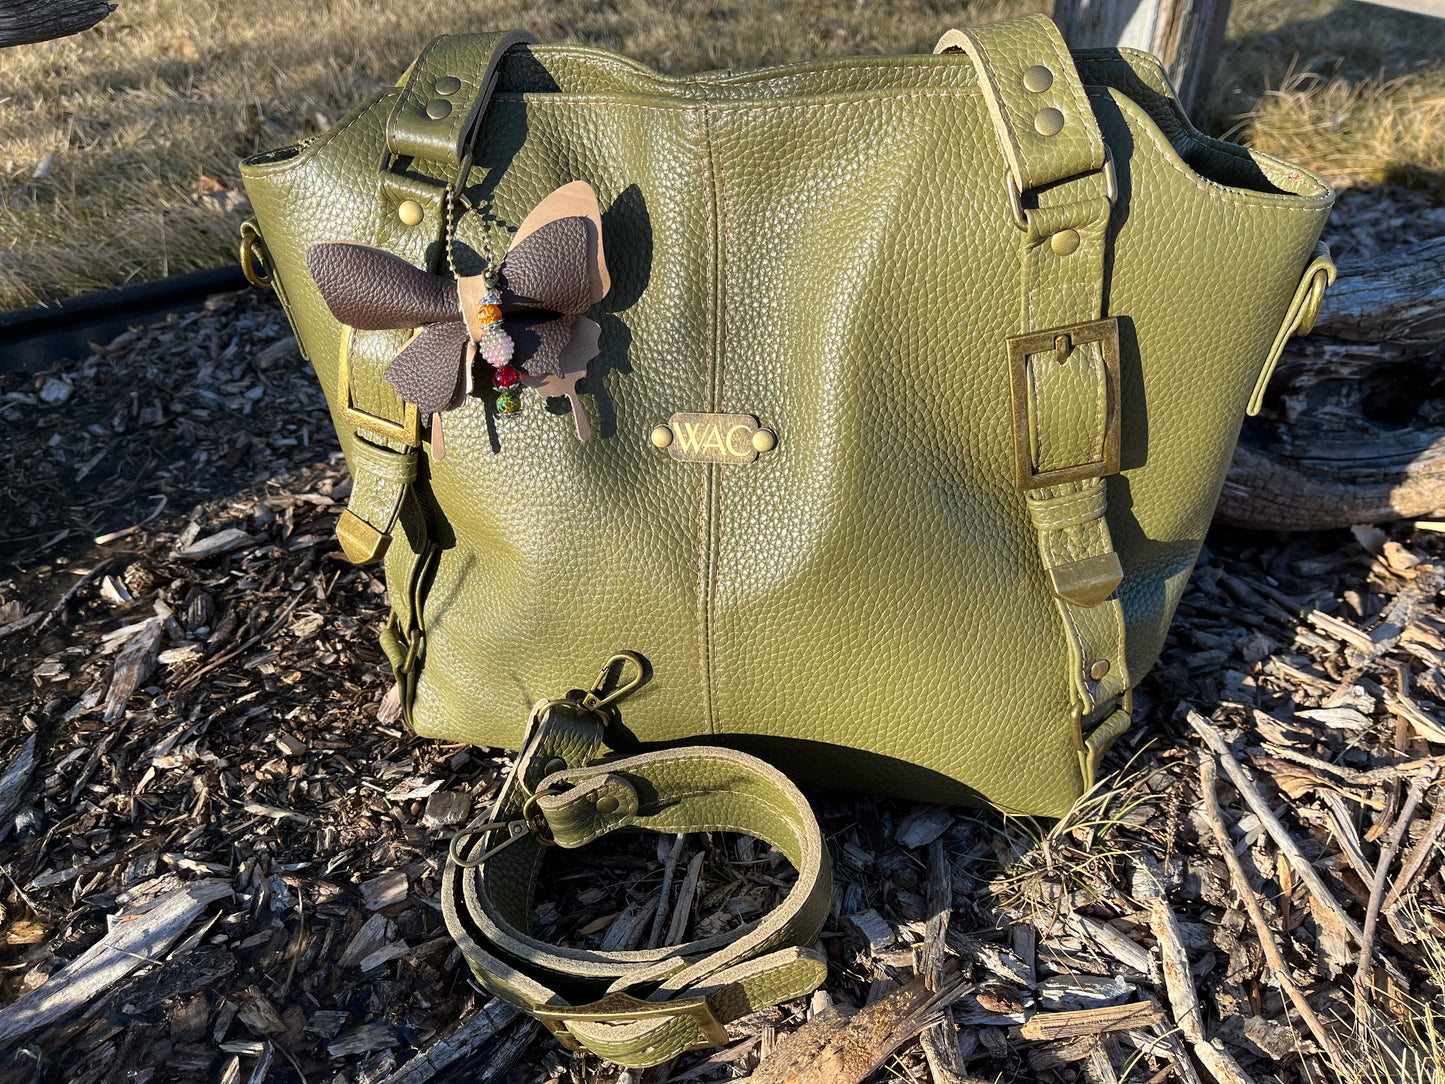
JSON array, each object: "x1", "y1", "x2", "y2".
[
  {"x1": 397, "y1": 200, "x2": 424, "y2": 226},
  {"x1": 1051, "y1": 229, "x2": 1081, "y2": 256},
  {"x1": 1090, "y1": 659, "x2": 1111, "y2": 680},
  {"x1": 650, "y1": 424, "x2": 674, "y2": 449},
  {"x1": 1034, "y1": 107, "x2": 1065, "y2": 136},
  {"x1": 434, "y1": 76, "x2": 462, "y2": 95},
  {"x1": 541, "y1": 757, "x2": 566, "y2": 776},
  {"x1": 425, "y1": 98, "x2": 453, "y2": 120},
  {"x1": 1022, "y1": 65, "x2": 1053, "y2": 93},
  {"x1": 751, "y1": 428, "x2": 777, "y2": 454},
  {"x1": 596, "y1": 795, "x2": 620, "y2": 815}
]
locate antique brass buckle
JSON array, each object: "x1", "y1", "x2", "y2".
[
  {"x1": 533, "y1": 992, "x2": 730, "y2": 1052},
  {"x1": 338, "y1": 325, "x2": 422, "y2": 447},
  {"x1": 1007, "y1": 317, "x2": 1121, "y2": 491}
]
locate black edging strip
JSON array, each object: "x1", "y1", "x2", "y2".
[{"x1": 0, "y1": 265, "x2": 251, "y2": 374}]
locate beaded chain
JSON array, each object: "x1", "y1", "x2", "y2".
[
  {"x1": 443, "y1": 185, "x2": 503, "y2": 279},
  {"x1": 445, "y1": 186, "x2": 522, "y2": 414}
]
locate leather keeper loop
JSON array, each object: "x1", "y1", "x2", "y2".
[
  {"x1": 349, "y1": 435, "x2": 419, "y2": 485},
  {"x1": 1027, "y1": 485, "x2": 1106, "y2": 531},
  {"x1": 536, "y1": 773, "x2": 641, "y2": 846},
  {"x1": 385, "y1": 30, "x2": 538, "y2": 176}
]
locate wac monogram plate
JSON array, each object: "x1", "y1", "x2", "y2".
[{"x1": 652, "y1": 413, "x2": 778, "y2": 465}]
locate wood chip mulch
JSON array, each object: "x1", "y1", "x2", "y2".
[{"x1": 0, "y1": 290, "x2": 1442, "y2": 1084}]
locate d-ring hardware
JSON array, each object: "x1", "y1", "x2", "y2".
[{"x1": 1007, "y1": 145, "x2": 1118, "y2": 232}]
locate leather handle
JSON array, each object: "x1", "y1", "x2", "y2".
[
  {"x1": 384, "y1": 29, "x2": 539, "y2": 180},
  {"x1": 1247, "y1": 241, "x2": 1337, "y2": 416},
  {"x1": 934, "y1": 14, "x2": 1105, "y2": 195}
]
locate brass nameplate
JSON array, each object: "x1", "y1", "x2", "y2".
[{"x1": 662, "y1": 413, "x2": 775, "y2": 465}]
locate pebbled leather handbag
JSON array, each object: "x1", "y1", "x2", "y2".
[{"x1": 238, "y1": 14, "x2": 1334, "y2": 1066}]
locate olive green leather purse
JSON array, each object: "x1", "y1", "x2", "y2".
[{"x1": 239, "y1": 14, "x2": 1333, "y2": 1066}]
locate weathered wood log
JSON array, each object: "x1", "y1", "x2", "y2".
[
  {"x1": 1052, "y1": 0, "x2": 1231, "y2": 118},
  {"x1": 0, "y1": 0, "x2": 114, "y2": 47},
  {"x1": 0, "y1": 880, "x2": 231, "y2": 1046},
  {"x1": 1216, "y1": 236, "x2": 1445, "y2": 531}
]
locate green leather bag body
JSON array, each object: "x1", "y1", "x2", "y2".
[{"x1": 240, "y1": 15, "x2": 1333, "y2": 1063}]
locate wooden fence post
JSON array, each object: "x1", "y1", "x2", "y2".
[
  {"x1": 0, "y1": 0, "x2": 116, "y2": 48},
  {"x1": 1052, "y1": 0, "x2": 1232, "y2": 119}
]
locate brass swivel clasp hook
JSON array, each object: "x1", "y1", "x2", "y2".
[
  {"x1": 451, "y1": 653, "x2": 649, "y2": 870},
  {"x1": 448, "y1": 818, "x2": 530, "y2": 868},
  {"x1": 579, "y1": 651, "x2": 650, "y2": 714}
]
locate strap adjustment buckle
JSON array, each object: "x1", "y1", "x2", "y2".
[
  {"x1": 339, "y1": 325, "x2": 422, "y2": 446},
  {"x1": 1007, "y1": 317, "x2": 1122, "y2": 491},
  {"x1": 533, "y1": 991, "x2": 730, "y2": 1052}
]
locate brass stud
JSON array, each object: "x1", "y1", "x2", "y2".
[
  {"x1": 751, "y1": 428, "x2": 777, "y2": 454},
  {"x1": 1034, "y1": 107, "x2": 1065, "y2": 136},
  {"x1": 1090, "y1": 659, "x2": 1111, "y2": 680},
  {"x1": 542, "y1": 757, "x2": 566, "y2": 776},
  {"x1": 434, "y1": 76, "x2": 462, "y2": 95},
  {"x1": 596, "y1": 795, "x2": 620, "y2": 815},
  {"x1": 397, "y1": 200, "x2": 424, "y2": 226},
  {"x1": 1022, "y1": 65, "x2": 1053, "y2": 93},
  {"x1": 426, "y1": 98, "x2": 453, "y2": 120},
  {"x1": 650, "y1": 424, "x2": 674, "y2": 449},
  {"x1": 1051, "y1": 229, "x2": 1081, "y2": 256}
]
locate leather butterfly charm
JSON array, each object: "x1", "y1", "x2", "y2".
[{"x1": 305, "y1": 181, "x2": 610, "y2": 455}]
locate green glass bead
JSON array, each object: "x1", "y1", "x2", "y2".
[{"x1": 496, "y1": 389, "x2": 522, "y2": 415}]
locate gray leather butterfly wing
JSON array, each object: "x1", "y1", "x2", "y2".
[
  {"x1": 306, "y1": 243, "x2": 458, "y2": 328},
  {"x1": 307, "y1": 242, "x2": 470, "y2": 413},
  {"x1": 497, "y1": 217, "x2": 602, "y2": 378}
]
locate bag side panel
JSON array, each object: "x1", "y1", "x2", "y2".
[
  {"x1": 240, "y1": 91, "x2": 401, "y2": 480},
  {"x1": 1093, "y1": 89, "x2": 1329, "y2": 686}
]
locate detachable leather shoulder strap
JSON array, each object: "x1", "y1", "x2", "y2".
[
  {"x1": 936, "y1": 15, "x2": 1132, "y2": 781},
  {"x1": 442, "y1": 700, "x2": 832, "y2": 1069}
]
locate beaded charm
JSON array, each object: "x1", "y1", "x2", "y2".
[
  {"x1": 493, "y1": 364, "x2": 522, "y2": 414},
  {"x1": 475, "y1": 288, "x2": 514, "y2": 367},
  {"x1": 477, "y1": 286, "x2": 520, "y2": 415}
]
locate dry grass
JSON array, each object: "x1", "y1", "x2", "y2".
[
  {"x1": 1, "y1": 0, "x2": 1443, "y2": 308},
  {"x1": 1215, "y1": 0, "x2": 1445, "y2": 198},
  {"x1": 0, "y1": 0, "x2": 1035, "y2": 309},
  {"x1": 1329, "y1": 901, "x2": 1445, "y2": 1084}
]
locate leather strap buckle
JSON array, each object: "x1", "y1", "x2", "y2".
[
  {"x1": 1007, "y1": 317, "x2": 1121, "y2": 491},
  {"x1": 339, "y1": 325, "x2": 421, "y2": 446},
  {"x1": 533, "y1": 992, "x2": 730, "y2": 1052}
]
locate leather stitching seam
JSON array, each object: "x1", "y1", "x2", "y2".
[
  {"x1": 1047, "y1": 34, "x2": 1097, "y2": 154},
  {"x1": 252, "y1": 91, "x2": 398, "y2": 178},
  {"x1": 490, "y1": 88, "x2": 988, "y2": 110},
  {"x1": 697, "y1": 103, "x2": 720, "y2": 736}
]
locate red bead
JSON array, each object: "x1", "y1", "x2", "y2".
[{"x1": 492, "y1": 365, "x2": 520, "y2": 390}]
